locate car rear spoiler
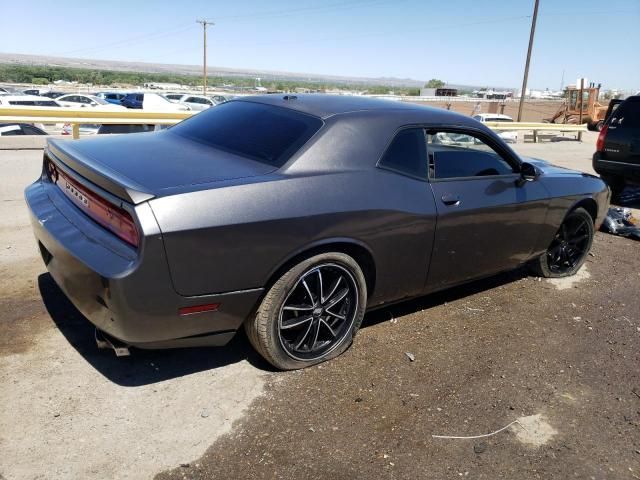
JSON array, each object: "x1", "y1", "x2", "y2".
[{"x1": 47, "y1": 138, "x2": 155, "y2": 205}]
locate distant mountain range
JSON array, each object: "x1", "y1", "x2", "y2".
[{"x1": 0, "y1": 52, "x2": 510, "y2": 90}]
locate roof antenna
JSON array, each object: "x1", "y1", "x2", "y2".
[{"x1": 283, "y1": 95, "x2": 298, "y2": 101}]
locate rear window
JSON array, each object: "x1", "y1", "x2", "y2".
[
  {"x1": 170, "y1": 101, "x2": 323, "y2": 167},
  {"x1": 615, "y1": 98, "x2": 640, "y2": 128}
]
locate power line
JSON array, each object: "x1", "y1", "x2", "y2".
[
  {"x1": 57, "y1": 23, "x2": 195, "y2": 57},
  {"x1": 212, "y1": 0, "x2": 399, "y2": 22}
]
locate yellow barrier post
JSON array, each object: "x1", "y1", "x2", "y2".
[{"x1": 72, "y1": 123, "x2": 80, "y2": 140}]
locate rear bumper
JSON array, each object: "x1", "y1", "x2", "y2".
[
  {"x1": 25, "y1": 179, "x2": 263, "y2": 348},
  {"x1": 593, "y1": 152, "x2": 640, "y2": 182}
]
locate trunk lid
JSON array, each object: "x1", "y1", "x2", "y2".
[{"x1": 47, "y1": 130, "x2": 277, "y2": 204}]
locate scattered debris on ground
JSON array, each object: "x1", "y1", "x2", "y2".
[{"x1": 601, "y1": 207, "x2": 640, "y2": 240}]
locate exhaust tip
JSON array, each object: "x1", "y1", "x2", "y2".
[{"x1": 95, "y1": 329, "x2": 131, "y2": 357}]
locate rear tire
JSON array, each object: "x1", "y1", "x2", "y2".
[
  {"x1": 530, "y1": 207, "x2": 594, "y2": 278},
  {"x1": 245, "y1": 252, "x2": 367, "y2": 370}
]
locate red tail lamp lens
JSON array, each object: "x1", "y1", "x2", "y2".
[{"x1": 596, "y1": 125, "x2": 608, "y2": 152}]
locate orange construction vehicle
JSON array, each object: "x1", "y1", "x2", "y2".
[{"x1": 544, "y1": 83, "x2": 609, "y2": 131}]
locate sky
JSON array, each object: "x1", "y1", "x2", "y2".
[{"x1": 1, "y1": 0, "x2": 639, "y2": 91}]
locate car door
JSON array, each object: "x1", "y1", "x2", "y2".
[
  {"x1": 603, "y1": 99, "x2": 640, "y2": 174},
  {"x1": 425, "y1": 127, "x2": 549, "y2": 291}
]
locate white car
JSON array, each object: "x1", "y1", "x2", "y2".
[
  {"x1": 0, "y1": 95, "x2": 61, "y2": 107},
  {"x1": 472, "y1": 113, "x2": 518, "y2": 144},
  {"x1": 61, "y1": 123, "x2": 101, "y2": 136},
  {"x1": 122, "y1": 92, "x2": 190, "y2": 112},
  {"x1": 175, "y1": 94, "x2": 215, "y2": 111},
  {"x1": 209, "y1": 94, "x2": 231, "y2": 105},
  {"x1": 164, "y1": 93, "x2": 186, "y2": 101},
  {"x1": 56, "y1": 94, "x2": 126, "y2": 111}
]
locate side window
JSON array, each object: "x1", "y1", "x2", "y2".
[
  {"x1": 427, "y1": 130, "x2": 515, "y2": 180},
  {"x1": 21, "y1": 125, "x2": 41, "y2": 135},
  {"x1": 378, "y1": 128, "x2": 428, "y2": 179},
  {"x1": 614, "y1": 102, "x2": 640, "y2": 128}
]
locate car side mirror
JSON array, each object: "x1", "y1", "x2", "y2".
[{"x1": 518, "y1": 162, "x2": 538, "y2": 185}]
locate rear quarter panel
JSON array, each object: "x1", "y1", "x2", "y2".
[{"x1": 149, "y1": 168, "x2": 438, "y2": 307}]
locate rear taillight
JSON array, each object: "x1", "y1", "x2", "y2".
[
  {"x1": 46, "y1": 159, "x2": 139, "y2": 247},
  {"x1": 596, "y1": 125, "x2": 608, "y2": 152}
]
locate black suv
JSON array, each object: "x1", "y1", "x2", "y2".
[{"x1": 593, "y1": 96, "x2": 640, "y2": 197}]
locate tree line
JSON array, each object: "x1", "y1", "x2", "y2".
[{"x1": 0, "y1": 64, "x2": 421, "y2": 95}]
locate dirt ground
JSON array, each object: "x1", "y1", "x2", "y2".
[
  {"x1": 157, "y1": 234, "x2": 640, "y2": 480},
  {"x1": 1, "y1": 135, "x2": 639, "y2": 480},
  {"x1": 404, "y1": 99, "x2": 564, "y2": 123}
]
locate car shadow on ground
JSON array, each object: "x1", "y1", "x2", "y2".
[
  {"x1": 362, "y1": 267, "x2": 527, "y2": 328},
  {"x1": 37, "y1": 273, "x2": 273, "y2": 387},
  {"x1": 39, "y1": 265, "x2": 529, "y2": 386}
]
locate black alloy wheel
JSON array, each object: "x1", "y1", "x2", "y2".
[
  {"x1": 278, "y1": 263, "x2": 358, "y2": 361},
  {"x1": 246, "y1": 252, "x2": 367, "y2": 370},
  {"x1": 546, "y1": 215, "x2": 591, "y2": 274},
  {"x1": 531, "y1": 207, "x2": 594, "y2": 278}
]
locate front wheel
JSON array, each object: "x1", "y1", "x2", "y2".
[
  {"x1": 530, "y1": 207, "x2": 594, "y2": 278},
  {"x1": 245, "y1": 252, "x2": 367, "y2": 370}
]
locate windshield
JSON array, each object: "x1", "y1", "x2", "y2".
[
  {"x1": 170, "y1": 101, "x2": 323, "y2": 167},
  {"x1": 484, "y1": 117, "x2": 513, "y2": 122}
]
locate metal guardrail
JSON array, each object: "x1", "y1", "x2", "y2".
[
  {"x1": 0, "y1": 106, "x2": 194, "y2": 139},
  {"x1": 483, "y1": 121, "x2": 587, "y2": 131},
  {"x1": 0, "y1": 106, "x2": 587, "y2": 142},
  {"x1": 484, "y1": 121, "x2": 587, "y2": 142}
]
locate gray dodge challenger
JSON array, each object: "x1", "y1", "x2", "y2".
[{"x1": 25, "y1": 94, "x2": 610, "y2": 369}]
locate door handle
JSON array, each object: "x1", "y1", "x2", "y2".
[{"x1": 441, "y1": 194, "x2": 461, "y2": 206}]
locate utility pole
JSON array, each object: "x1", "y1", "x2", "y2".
[
  {"x1": 578, "y1": 77, "x2": 584, "y2": 141},
  {"x1": 517, "y1": 0, "x2": 540, "y2": 122},
  {"x1": 196, "y1": 19, "x2": 214, "y2": 95}
]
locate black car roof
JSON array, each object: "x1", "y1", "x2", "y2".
[{"x1": 237, "y1": 93, "x2": 471, "y2": 123}]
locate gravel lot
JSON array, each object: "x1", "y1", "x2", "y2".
[{"x1": 1, "y1": 134, "x2": 639, "y2": 479}]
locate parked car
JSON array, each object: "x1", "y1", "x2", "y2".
[
  {"x1": 0, "y1": 123, "x2": 48, "y2": 136},
  {"x1": 23, "y1": 89, "x2": 49, "y2": 96},
  {"x1": 0, "y1": 95, "x2": 61, "y2": 107},
  {"x1": 56, "y1": 94, "x2": 126, "y2": 110},
  {"x1": 61, "y1": 123, "x2": 101, "y2": 136},
  {"x1": 472, "y1": 113, "x2": 518, "y2": 143},
  {"x1": 96, "y1": 124, "x2": 168, "y2": 134},
  {"x1": 26, "y1": 95, "x2": 609, "y2": 370},
  {"x1": 593, "y1": 95, "x2": 640, "y2": 197},
  {"x1": 121, "y1": 92, "x2": 189, "y2": 111},
  {"x1": 164, "y1": 93, "x2": 186, "y2": 101},
  {"x1": 174, "y1": 94, "x2": 215, "y2": 111},
  {"x1": 94, "y1": 92, "x2": 128, "y2": 105},
  {"x1": 41, "y1": 91, "x2": 66, "y2": 99},
  {"x1": 210, "y1": 94, "x2": 231, "y2": 105}
]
